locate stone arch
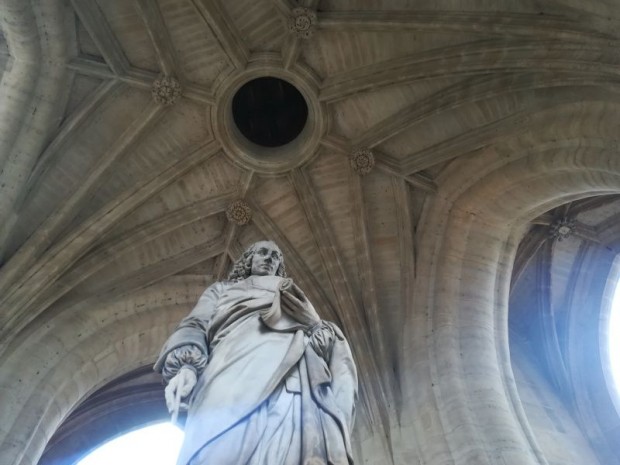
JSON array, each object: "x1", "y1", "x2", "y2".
[
  {"x1": 0, "y1": 277, "x2": 206, "y2": 465},
  {"x1": 404, "y1": 132, "x2": 620, "y2": 464}
]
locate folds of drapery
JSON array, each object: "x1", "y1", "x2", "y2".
[{"x1": 154, "y1": 275, "x2": 358, "y2": 465}]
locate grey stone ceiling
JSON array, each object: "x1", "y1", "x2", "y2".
[{"x1": 2, "y1": 1, "x2": 620, "y2": 464}]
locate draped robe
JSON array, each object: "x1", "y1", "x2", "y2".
[{"x1": 154, "y1": 275, "x2": 358, "y2": 465}]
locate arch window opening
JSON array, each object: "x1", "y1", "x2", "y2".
[
  {"x1": 610, "y1": 274, "x2": 620, "y2": 397},
  {"x1": 77, "y1": 422, "x2": 184, "y2": 465}
]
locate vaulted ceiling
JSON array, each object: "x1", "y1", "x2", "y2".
[{"x1": 2, "y1": 1, "x2": 620, "y2": 464}]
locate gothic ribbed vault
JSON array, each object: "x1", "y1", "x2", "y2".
[{"x1": 1, "y1": 1, "x2": 620, "y2": 464}]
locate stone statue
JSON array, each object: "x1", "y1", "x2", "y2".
[{"x1": 154, "y1": 240, "x2": 358, "y2": 464}]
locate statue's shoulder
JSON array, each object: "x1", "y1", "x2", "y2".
[
  {"x1": 210, "y1": 280, "x2": 236, "y2": 292},
  {"x1": 201, "y1": 280, "x2": 233, "y2": 298},
  {"x1": 211, "y1": 278, "x2": 257, "y2": 294}
]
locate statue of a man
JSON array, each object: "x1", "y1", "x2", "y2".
[{"x1": 154, "y1": 240, "x2": 358, "y2": 464}]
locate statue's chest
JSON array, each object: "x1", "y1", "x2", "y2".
[{"x1": 220, "y1": 276, "x2": 284, "y2": 302}]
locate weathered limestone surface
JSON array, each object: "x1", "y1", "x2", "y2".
[{"x1": 1, "y1": 1, "x2": 620, "y2": 464}]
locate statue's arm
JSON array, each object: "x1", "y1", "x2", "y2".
[
  {"x1": 329, "y1": 325, "x2": 359, "y2": 431},
  {"x1": 153, "y1": 282, "x2": 223, "y2": 379},
  {"x1": 161, "y1": 345, "x2": 208, "y2": 383}
]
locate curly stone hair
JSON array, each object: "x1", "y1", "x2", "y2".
[{"x1": 228, "y1": 241, "x2": 287, "y2": 281}]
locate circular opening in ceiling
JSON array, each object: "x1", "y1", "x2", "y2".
[{"x1": 232, "y1": 77, "x2": 308, "y2": 148}]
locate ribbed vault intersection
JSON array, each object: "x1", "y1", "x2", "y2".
[{"x1": 1, "y1": 1, "x2": 620, "y2": 464}]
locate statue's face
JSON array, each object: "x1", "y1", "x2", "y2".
[{"x1": 250, "y1": 241, "x2": 283, "y2": 276}]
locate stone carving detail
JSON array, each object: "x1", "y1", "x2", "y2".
[
  {"x1": 152, "y1": 76, "x2": 182, "y2": 105},
  {"x1": 350, "y1": 148, "x2": 375, "y2": 175},
  {"x1": 288, "y1": 7, "x2": 317, "y2": 39},
  {"x1": 155, "y1": 241, "x2": 357, "y2": 465},
  {"x1": 549, "y1": 217, "x2": 575, "y2": 241},
  {"x1": 226, "y1": 200, "x2": 252, "y2": 225}
]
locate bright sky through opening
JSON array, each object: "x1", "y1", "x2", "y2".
[
  {"x1": 610, "y1": 276, "x2": 620, "y2": 397},
  {"x1": 77, "y1": 422, "x2": 184, "y2": 465}
]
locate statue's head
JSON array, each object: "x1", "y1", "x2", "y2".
[{"x1": 228, "y1": 241, "x2": 287, "y2": 281}]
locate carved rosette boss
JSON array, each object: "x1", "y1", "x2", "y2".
[
  {"x1": 226, "y1": 200, "x2": 252, "y2": 226},
  {"x1": 350, "y1": 148, "x2": 375, "y2": 176},
  {"x1": 288, "y1": 7, "x2": 317, "y2": 39},
  {"x1": 152, "y1": 76, "x2": 182, "y2": 106},
  {"x1": 549, "y1": 217, "x2": 575, "y2": 241}
]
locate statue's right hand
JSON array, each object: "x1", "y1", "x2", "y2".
[{"x1": 165, "y1": 366, "x2": 197, "y2": 413}]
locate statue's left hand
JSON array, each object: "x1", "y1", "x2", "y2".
[
  {"x1": 281, "y1": 282, "x2": 335, "y2": 360},
  {"x1": 281, "y1": 282, "x2": 321, "y2": 321},
  {"x1": 165, "y1": 366, "x2": 197, "y2": 414}
]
